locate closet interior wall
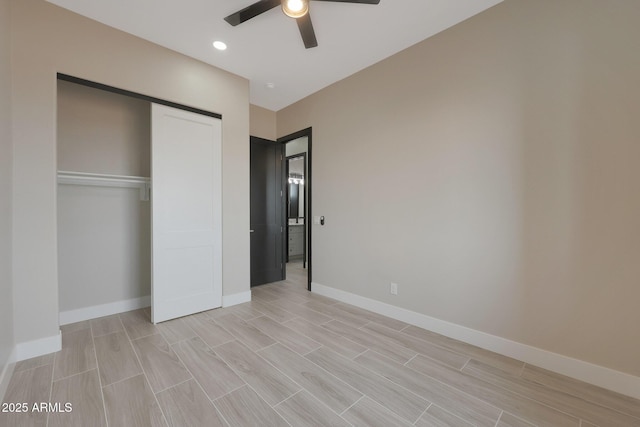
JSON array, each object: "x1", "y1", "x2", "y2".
[{"x1": 57, "y1": 80, "x2": 151, "y2": 319}]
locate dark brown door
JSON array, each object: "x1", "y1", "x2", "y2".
[{"x1": 250, "y1": 136, "x2": 285, "y2": 286}]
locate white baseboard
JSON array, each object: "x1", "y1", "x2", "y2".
[
  {"x1": 0, "y1": 347, "x2": 17, "y2": 402},
  {"x1": 59, "y1": 296, "x2": 151, "y2": 325},
  {"x1": 16, "y1": 332, "x2": 62, "y2": 362},
  {"x1": 311, "y1": 281, "x2": 640, "y2": 400},
  {"x1": 59, "y1": 292, "x2": 249, "y2": 323},
  {"x1": 222, "y1": 291, "x2": 251, "y2": 308}
]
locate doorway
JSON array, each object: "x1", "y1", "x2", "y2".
[
  {"x1": 249, "y1": 128, "x2": 312, "y2": 291},
  {"x1": 286, "y1": 152, "x2": 306, "y2": 268},
  {"x1": 279, "y1": 128, "x2": 312, "y2": 291}
]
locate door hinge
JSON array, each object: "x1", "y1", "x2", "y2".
[
  {"x1": 281, "y1": 226, "x2": 283, "y2": 233},
  {"x1": 281, "y1": 190, "x2": 283, "y2": 197}
]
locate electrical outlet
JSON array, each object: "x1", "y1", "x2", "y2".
[{"x1": 390, "y1": 282, "x2": 398, "y2": 295}]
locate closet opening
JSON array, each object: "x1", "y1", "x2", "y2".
[
  {"x1": 56, "y1": 75, "x2": 223, "y2": 326},
  {"x1": 57, "y1": 78, "x2": 152, "y2": 325}
]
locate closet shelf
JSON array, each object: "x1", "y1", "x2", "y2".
[{"x1": 57, "y1": 170, "x2": 151, "y2": 201}]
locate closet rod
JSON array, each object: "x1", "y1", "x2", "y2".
[{"x1": 57, "y1": 171, "x2": 151, "y2": 201}]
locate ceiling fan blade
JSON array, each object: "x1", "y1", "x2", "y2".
[
  {"x1": 224, "y1": 0, "x2": 281, "y2": 26},
  {"x1": 312, "y1": 0, "x2": 380, "y2": 4},
  {"x1": 296, "y1": 13, "x2": 318, "y2": 49}
]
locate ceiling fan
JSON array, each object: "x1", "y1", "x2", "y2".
[{"x1": 224, "y1": 0, "x2": 380, "y2": 49}]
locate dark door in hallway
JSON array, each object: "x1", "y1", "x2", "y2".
[{"x1": 250, "y1": 136, "x2": 285, "y2": 286}]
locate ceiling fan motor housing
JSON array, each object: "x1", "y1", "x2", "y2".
[{"x1": 224, "y1": 0, "x2": 381, "y2": 49}]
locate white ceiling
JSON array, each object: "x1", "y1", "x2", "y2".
[{"x1": 46, "y1": 0, "x2": 502, "y2": 111}]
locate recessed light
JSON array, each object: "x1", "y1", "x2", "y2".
[
  {"x1": 213, "y1": 41, "x2": 227, "y2": 51},
  {"x1": 266, "y1": 83, "x2": 276, "y2": 89}
]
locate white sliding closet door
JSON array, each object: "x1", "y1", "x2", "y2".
[{"x1": 151, "y1": 103, "x2": 222, "y2": 323}]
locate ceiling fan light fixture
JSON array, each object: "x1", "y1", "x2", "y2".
[{"x1": 282, "y1": 0, "x2": 309, "y2": 19}]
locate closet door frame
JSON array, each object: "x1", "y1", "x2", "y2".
[
  {"x1": 56, "y1": 74, "x2": 224, "y2": 324},
  {"x1": 57, "y1": 74, "x2": 222, "y2": 121}
]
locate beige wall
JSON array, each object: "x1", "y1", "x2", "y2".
[
  {"x1": 250, "y1": 104, "x2": 277, "y2": 140},
  {"x1": 11, "y1": 0, "x2": 250, "y2": 345},
  {"x1": 57, "y1": 81, "x2": 151, "y2": 312},
  {"x1": 278, "y1": 0, "x2": 640, "y2": 376},
  {"x1": 57, "y1": 80, "x2": 150, "y2": 177},
  {"x1": 0, "y1": 0, "x2": 15, "y2": 390}
]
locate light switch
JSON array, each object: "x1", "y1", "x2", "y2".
[{"x1": 313, "y1": 216, "x2": 321, "y2": 225}]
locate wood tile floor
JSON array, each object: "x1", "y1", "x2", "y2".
[{"x1": 2, "y1": 262, "x2": 640, "y2": 426}]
